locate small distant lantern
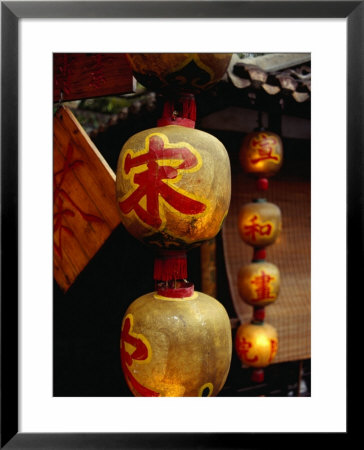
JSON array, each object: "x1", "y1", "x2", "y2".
[
  {"x1": 238, "y1": 199, "x2": 281, "y2": 248},
  {"x1": 127, "y1": 53, "x2": 232, "y2": 94},
  {"x1": 120, "y1": 283, "x2": 232, "y2": 397},
  {"x1": 235, "y1": 321, "x2": 278, "y2": 382},
  {"x1": 238, "y1": 261, "x2": 280, "y2": 307},
  {"x1": 239, "y1": 130, "x2": 283, "y2": 178},
  {"x1": 236, "y1": 123, "x2": 283, "y2": 383}
]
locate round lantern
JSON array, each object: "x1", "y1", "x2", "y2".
[
  {"x1": 239, "y1": 130, "x2": 283, "y2": 178},
  {"x1": 127, "y1": 53, "x2": 232, "y2": 94},
  {"x1": 238, "y1": 261, "x2": 280, "y2": 307},
  {"x1": 116, "y1": 124, "x2": 231, "y2": 250},
  {"x1": 120, "y1": 284, "x2": 232, "y2": 397},
  {"x1": 235, "y1": 321, "x2": 278, "y2": 369},
  {"x1": 238, "y1": 200, "x2": 281, "y2": 248}
]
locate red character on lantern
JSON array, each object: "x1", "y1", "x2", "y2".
[
  {"x1": 250, "y1": 133, "x2": 280, "y2": 164},
  {"x1": 243, "y1": 215, "x2": 273, "y2": 242},
  {"x1": 119, "y1": 134, "x2": 206, "y2": 229},
  {"x1": 251, "y1": 271, "x2": 276, "y2": 302},
  {"x1": 120, "y1": 315, "x2": 159, "y2": 397},
  {"x1": 236, "y1": 336, "x2": 259, "y2": 363}
]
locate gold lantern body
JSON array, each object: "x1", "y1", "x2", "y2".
[
  {"x1": 239, "y1": 130, "x2": 283, "y2": 177},
  {"x1": 235, "y1": 322, "x2": 278, "y2": 368},
  {"x1": 238, "y1": 200, "x2": 281, "y2": 248},
  {"x1": 127, "y1": 53, "x2": 232, "y2": 94},
  {"x1": 238, "y1": 261, "x2": 280, "y2": 307},
  {"x1": 120, "y1": 287, "x2": 232, "y2": 397},
  {"x1": 116, "y1": 125, "x2": 231, "y2": 250}
]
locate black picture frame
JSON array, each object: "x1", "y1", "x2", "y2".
[{"x1": 1, "y1": 1, "x2": 356, "y2": 448}]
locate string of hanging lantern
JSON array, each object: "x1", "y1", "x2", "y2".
[
  {"x1": 117, "y1": 53, "x2": 233, "y2": 396},
  {"x1": 234, "y1": 114, "x2": 283, "y2": 383}
]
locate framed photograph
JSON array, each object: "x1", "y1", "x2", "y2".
[{"x1": 1, "y1": 1, "x2": 357, "y2": 448}]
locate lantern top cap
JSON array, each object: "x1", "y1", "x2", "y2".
[{"x1": 157, "y1": 282, "x2": 194, "y2": 299}]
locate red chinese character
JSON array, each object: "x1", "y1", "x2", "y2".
[
  {"x1": 251, "y1": 271, "x2": 276, "y2": 301},
  {"x1": 250, "y1": 134, "x2": 280, "y2": 164},
  {"x1": 53, "y1": 143, "x2": 104, "y2": 259},
  {"x1": 120, "y1": 316, "x2": 159, "y2": 397},
  {"x1": 244, "y1": 215, "x2": 272, "y2": 242},
  {"x1": 237, "y1": 337, "x2": 258, "y2": 363},
  {"x1": 119, "y1": 135, "x2": 206, "y2": 228}
]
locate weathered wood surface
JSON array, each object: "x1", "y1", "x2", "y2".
[
  {"x1": 53, "y1": 53, "x2": 135, "y2": 103},
  {"x1": 53, "y1": 106, "x2": 122, "y2": 292}
]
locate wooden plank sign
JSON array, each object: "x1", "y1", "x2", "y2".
[
  {"x1": 53, "y1": 53, "x2": 135, "y2": 103},
  {"x1": 54, "y1": 106, "x2": 122, "y2": 292}
]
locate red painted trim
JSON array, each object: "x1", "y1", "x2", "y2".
[{"x1": 157, "y1": 282, "x2": 194, "y2": 298}]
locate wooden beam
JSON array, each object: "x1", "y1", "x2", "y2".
[{"x1": 53, "y1": 53, "x2": 135, "y2": 103}]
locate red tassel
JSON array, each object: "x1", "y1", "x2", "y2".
[
  {"x1": 157, "y1": 94, "x2": 196, "y2": 128},
  {"x1": 153, "y1": 250, "x2": 187, "y2": 281},
  {"x1": 182, "y1": 94, "x2": 196, "y2": 121}
]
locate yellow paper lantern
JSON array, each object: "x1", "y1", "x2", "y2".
[
  {"x1": 127, "y1": 53, "x2": 232, "y2": 94},
  {"x1": 120, "y1": 285, "x2": 232, "y2": 397},
  {"x1": 235, "y1": 321, "x2": 278, "y2": 369},
  {"x1": 239, "y1": 130, "x2": 283, "y2": 178},
  {"x1": 238, "y1": 261, "x2": 280, "y2": 307},
  {"x1": 238, "y1": 200, "x2": 281, "y2": 248},
  {"x1": 116, "y1": 124, "x2": 231, "y2": 250}
]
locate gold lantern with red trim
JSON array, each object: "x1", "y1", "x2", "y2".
[
  {"x1": 116, "y1": 94, "x2": 231, "y2": 282},
  {"x1": 127, "y1": 53, "x2": 232, "y2": 94},
  {"x1": 120, "y1": 283, "x2": 232, "y2": 397},
  {"x1": 238, "y1": 261, "x2": 280, "y2": 307},
  {"x1": 238, "y1": 199, "x2": 281, "y2": 249},
  {"x1": 239, "y1": 130, "x2": 283, "y2": 178},
  {"x1": 116, "y1": 124, "x2": 231, "y2": 250},
  {"x1": 235, "y1": 321, "x2": 278, "y2": 382}
]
